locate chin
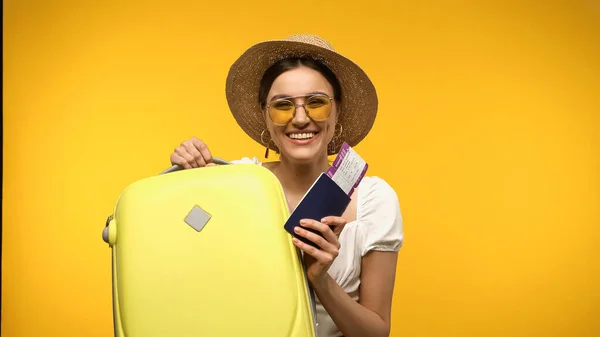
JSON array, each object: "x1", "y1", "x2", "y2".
[
  {"x1": 277, "y1": 132, "x2": 329, "y2": 163},
  {"x1": 280, "y1": 146, "x2": 326, "y2": 163}
]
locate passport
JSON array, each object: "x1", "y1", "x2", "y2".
[{"x1": 283, "y1": 142, "x2": 368, "y2": 249}]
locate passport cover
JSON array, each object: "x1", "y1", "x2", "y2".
[{"x1": 284, "y1": 173, "x2": 352, "y2": 248}]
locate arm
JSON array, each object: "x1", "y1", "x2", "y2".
[
  {"x1": 311, "y1": 251, "x2": 398, "y2": 337},
  {"x1": 293, "y1": 177, "x2": 404, "y2": 337}
]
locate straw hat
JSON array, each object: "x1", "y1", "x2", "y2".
[{"x1": 225, "y1": 34, "x2": 378, "y2": 155}]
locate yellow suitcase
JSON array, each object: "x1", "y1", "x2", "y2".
[{"x1": 102, "y1": 163, "x2": 317, "y2": 337}]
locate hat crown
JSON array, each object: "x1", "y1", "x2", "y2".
[{"x1": 283, "y1": 34, "x2": 335, "y2": 51}]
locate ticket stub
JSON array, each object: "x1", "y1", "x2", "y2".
[{"x1": 325, "y1": 142, "x2": 368, "y2": 196}]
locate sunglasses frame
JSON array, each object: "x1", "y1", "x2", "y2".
[{"x1": 266, "y1": 93, "x2": 334, "y2": 126}]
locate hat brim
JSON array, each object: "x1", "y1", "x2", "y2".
[{"x1": 225, "y1": 39, "x2": 378, "y2": 155}]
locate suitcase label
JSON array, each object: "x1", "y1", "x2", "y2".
[{"x1": 184, "y1": 205, "x2": 212, "y2": 232}]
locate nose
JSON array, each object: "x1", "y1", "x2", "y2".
[{"x1": 291, "y1": 104, "x2": 310, "y2": 127}]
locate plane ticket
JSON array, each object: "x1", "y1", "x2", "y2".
[{"x1": 325, "y1": 142, "x2": 369, "y2": 196}]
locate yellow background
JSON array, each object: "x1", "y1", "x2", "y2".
[{"x1": 3, "y1": 0, "x2": 599, "y2": 336}]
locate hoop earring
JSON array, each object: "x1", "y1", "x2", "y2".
[
  {"x1": 334, "y1": 123, "x2": 343, "y2": 139},
  {"x1": 261, "y1": 129, "x2": 277, "y2": 159},
  {"x1": 328, "y1": 123, "x2": 343, "y2": 155}
]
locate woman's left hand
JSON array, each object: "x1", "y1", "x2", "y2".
[{"x1": 292, "y1": 216, "x2": 347, "y2": 287}]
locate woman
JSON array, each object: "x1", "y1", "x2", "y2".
[{"x1": 170, "y1": 34, "x2": 404, "y2": 337}]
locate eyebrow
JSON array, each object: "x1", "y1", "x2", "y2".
[{"x1": 269, "y1": 91, "x2": 329, "y2": 101}]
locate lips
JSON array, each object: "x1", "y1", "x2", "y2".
[{"x1": 285, "y1": 131, "x2": 320, "y2": 145}]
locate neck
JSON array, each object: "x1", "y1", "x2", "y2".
[{"x1": 273, "y1": 153, "x2": 330, "y2": 194}]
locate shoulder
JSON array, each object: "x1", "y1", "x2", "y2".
[
  {"x1": 357, "y1": 176, "x2": 401, "y2": 213},
  {"x1": 356, "y1": 176, "x2": 404, "y2": 256}
]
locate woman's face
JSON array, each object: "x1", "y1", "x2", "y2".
[{"x1": 264, "y1": 65, "x2": 338, "y2": 163}]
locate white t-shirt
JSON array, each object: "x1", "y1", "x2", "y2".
[{"x1": 231, "y1": 157, "x2": 404, "y2": 337}]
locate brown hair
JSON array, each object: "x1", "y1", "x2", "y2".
[{"x1": 258, "y1": 57, "x2": 342, "y2": 109}]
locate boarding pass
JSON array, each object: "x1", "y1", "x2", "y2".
[{"x1": 325, "y1": 142, "x2": 368, "y2": 196}]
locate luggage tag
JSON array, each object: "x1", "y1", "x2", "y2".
[{"x1": 283, "y1": 142, "x2": 368, "y2": 249}]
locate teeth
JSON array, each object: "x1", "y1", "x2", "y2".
[{"x1": 289, "y1": 133, "x2": 315, "y2": 140}]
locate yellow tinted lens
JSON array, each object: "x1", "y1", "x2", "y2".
[
  {"x1": 270, "y1": 100, "x2": 294, "y2": 124},
  {"x1": 306, "y1": 96, "x2": 331, "y2": 120}
]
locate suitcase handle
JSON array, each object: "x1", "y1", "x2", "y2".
[
  {"x1": 101, "y1": 157, "x2": 231, "y2": 243},
  {"x1": 160, "y1": 157, "x2": 231, "y2": 174}
]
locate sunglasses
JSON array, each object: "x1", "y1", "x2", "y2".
[{"x1": 266, "y1": 93, "x2": 334, "y2": 126}]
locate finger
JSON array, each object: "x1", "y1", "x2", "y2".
[
  {"x1": 294, "y1": 225, "x2": 330, "y2": 251},
  {"x1": 175, "y1": 147, "x2": 197, "y2": 168},
  {"x1": 299, "y1": 219, "x2": 340, "y2": 249},
  {"x1": 183, "y1": 141, "x2": 206, "y2": 167},
  {"x1": 321, "y1": 216, "x2": 347, "y2": 227},
  {"x1": 295, "y1": 222, "x2": 339, "y2": 252},
  {"x1": 191, "y1": 138, "x2": 213, "y2": 164},
  {"x1": 170, "y1": 151, "x2": 192, "y2": 169},
  {"x1": 321, "y1": 216, "x2": 347, "y2": 236},
  {"x1": 292, "y1": 237, "x2": 336, "y2": 266},
  {"x1": 205, "y1": 163, "x2": 217, "y2": 167}
]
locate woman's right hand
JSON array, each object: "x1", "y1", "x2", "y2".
[{"x1": 170, "y1": 137, "x2": 215, "y2": 169}]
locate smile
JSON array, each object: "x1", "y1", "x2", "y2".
[{"x1": 287, "y1": 132, "x2": 317, "y2": 140}]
